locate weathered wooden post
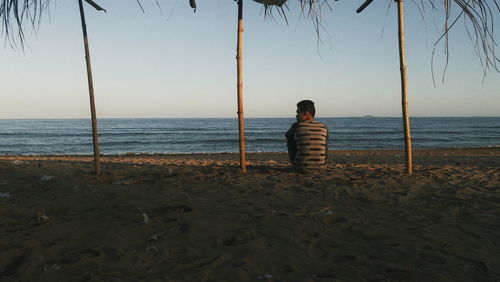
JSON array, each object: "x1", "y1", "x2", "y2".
[
  {"x1": 357, "y1": 0, "x2": 413, "y2": 174},
  {"x1": 396, "y1": 0, "x2": 413, "y2": 175},
  {"x1": 78, "y1": 0, "x2": 105, "y2": 175},
  {"x1": 236, "y1": 0, "x2": 247, "y2": 172}
]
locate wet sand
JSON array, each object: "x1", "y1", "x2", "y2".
[{"x1": 1, "y1": 148, "x2": 499, "y2": 281}]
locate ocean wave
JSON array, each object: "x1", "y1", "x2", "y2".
[{"x1": 1, "y1": 117, "x2": 499, "y2": 154}]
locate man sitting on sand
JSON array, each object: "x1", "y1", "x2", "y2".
[{"x1": 286, "y1": 100, "x2": 329, "y2": 172}]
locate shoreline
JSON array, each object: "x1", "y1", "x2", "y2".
[
  {"x1": 1, "y1": 147, "x2": 499, "y2": 167},
  {"x1": 1, "y1": 146, "x2": 499, "y2": 157}
]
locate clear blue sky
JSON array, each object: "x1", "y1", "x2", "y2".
[{"x1": 1, "y1": 0, "x2": 499, "y2": 118}]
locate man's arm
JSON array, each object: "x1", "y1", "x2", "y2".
[
  {"x1": 325, "y1": 126, "x2": 329, "y2": 161},
  {"x1": 286, "y1": 122, "x2": 298, "y2": 163}
]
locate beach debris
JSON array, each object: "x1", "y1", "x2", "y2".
[
  {"x1": 167, "y1": 167, "x2": 174, "y2": 175},
  {"x1": 257, "y1": 274, "x2": 273, "y2": 280},
  {"x1": 149, "y1": 231, "x2": 169, "y2": 241},
  {"x1": 320, "y1": 206, "x2": 333, "y2": 215},
  {"x1": 142, "y1": 213, "x2": 150, "y2": 224},
  {"x1": 36, "y1": 213, "x2": 50, "y2": 223},
  {"x1": 113, "y1": 179, "x2": 134, "y2": 185},
  {"x1": 0, "y1": 192, "x2": 10, "y2": 198},
  {"x1": 43, "y1": 264, "x2": 62, "y2": 272},
  {"x1": 175, "y1": 205, "x2": 193, "y2": 213},
  {"x1": 12, "y1": 160, "x2": 28, "y2": 165},
  {"x1": 146, "y1": 245, "x2": 159, "y2": 254},
  {"x1": 312, "y1": 206, "x2": 331, "y2": 215},
  {"x1": 40, "y1": 175, "x2": 55, "y2": 181},
  {"x1": 312, "y1": 273, "x2": 337, "y2": 279}
]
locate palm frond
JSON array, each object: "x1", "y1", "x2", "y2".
[
  {"x1": 2, "y1": 0, "x2": 498, "y2": 78},
  {"x1": 260, "y1": 0, "x2": 333, "y2": 38},
  {"x1": 0, "y1": 0, "x2": 167, "y2": 48},
  {"x1": 0, "y1": 0, "x2": 51, "y2": 49},
  {"x1": 286, "y1": 0, "x2": 499, "y2": 79},
  {"x1": 428, "y1": 0, "x2": 500, "y2": 82}
]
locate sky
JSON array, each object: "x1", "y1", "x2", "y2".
[{"x1": 0, "y1": 0, "x2": 499, "y2": 118}]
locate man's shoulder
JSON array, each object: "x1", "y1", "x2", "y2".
[
  {"x1": 295, "y1": 121, "x2": 328, "y2": 139},
  {"x1": 298, "y1": 120, "x2": 328, "y2": 128}
]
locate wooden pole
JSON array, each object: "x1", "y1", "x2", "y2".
[
  {"x1": 78, "y1": 0, "x2": 101, "y2": 175},
  {"x1": 236, "y1": 0, "x2": 247, "y2": 172},
  {"x1": 396, "y1": 0, "x2": 413, "y2": 175}
]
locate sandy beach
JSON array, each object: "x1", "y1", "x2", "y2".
[{"x1": 1, "y1": 148, "x2": 499, "y2": 281}]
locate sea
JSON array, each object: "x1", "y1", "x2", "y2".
[{"x1": 0, "y1": 117, "x2": 499, "y2": 155}]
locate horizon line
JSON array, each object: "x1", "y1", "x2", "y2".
[{"x1": 1, "y1": 116, "x2": 500, "y2": 120}]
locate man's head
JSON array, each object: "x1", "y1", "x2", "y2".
[{"x1": 296, "y1": 100, "x2": 316, "y2": 122}]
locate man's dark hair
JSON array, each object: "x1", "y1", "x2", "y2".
[{"x1": 297, "y1": 100, "x2": 316, "y2": 117}]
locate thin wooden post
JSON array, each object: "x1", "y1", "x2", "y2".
[
  {"x1": 236, "y1": 0, "x2": 247, "y2": 172},
  {"x1": 78, "y1": 0, "x2": 101, "y2": 175},
  {"x1": 396, "y1": 0, "x2": 412, "y2": 174}
]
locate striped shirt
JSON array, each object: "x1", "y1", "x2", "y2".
[{"x1": 286, "y1": 120, "x2": 329, "y2": 171}]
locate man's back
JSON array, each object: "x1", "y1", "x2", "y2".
[{"x1": 289, "y1": 120, "x2": 328, "y2": 171}]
